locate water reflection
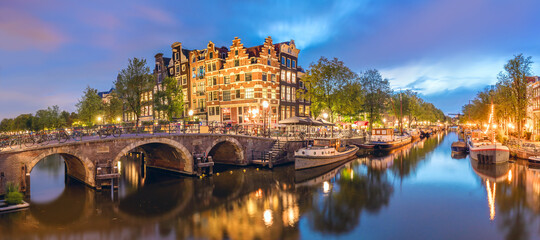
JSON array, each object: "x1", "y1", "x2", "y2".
[{"x1": 3, "y1": 132, "x2": 540, "y2": 239}]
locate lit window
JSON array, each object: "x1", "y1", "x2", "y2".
[
  {"x1": 292, "y1": 73, "x2": 296, "y2": 83},
  {"x1": 245, "y1": 88, "x2": 254, "y2": 99},
  {"x1": 287, "y1": 71, "x2": 291, "y2": 83},
  {"x1": 281, "y1": 70, "x2": 285, "y2": 81}
]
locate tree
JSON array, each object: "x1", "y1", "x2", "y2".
[
  {"x1": 115, "y1": 58, "x2": 154, "y2": 126},
  {"x1": 497, "y1": 54, "x2": 533, "y2": 138},
  {"x1": 359, "y1": 69, "x2": 391, "y2": 131},
  {"x1": 153, "y1": 77, "x2": 184, "y2": 121},
  {"x1": 32, "y1": 105, "x2": 64, "y2": 130},
  {"x1": 13, "y1": 114, "x2": 33, "y2": 131},
  {"x1": 104, "y1": 92, "x2": 123, "y2": 123},
  {"x1": 300, "y1": 57, "x2": 360, "y2": 121},
  {"x1": 76, "y1": 86, "x2": 104, "y2": 126}
]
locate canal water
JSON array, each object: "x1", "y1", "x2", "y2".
[{"x1": 1, "y1": 132, "x2": 540, "y2": 239}]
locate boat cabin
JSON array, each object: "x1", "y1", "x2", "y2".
[
  {"x1": 371, "y1": 128, "x2": 395, "y2": 142},
  {"x1": 312, "y1": 138, "x2": 346, "y2": 152}
]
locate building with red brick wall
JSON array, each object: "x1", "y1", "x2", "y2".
[{"x1": 144, "y1": 36, "x2": 310, "y2": 125}]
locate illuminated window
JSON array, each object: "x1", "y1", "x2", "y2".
[{"x1": 245, "y1": 88, "x2": 254, "y2": 99}]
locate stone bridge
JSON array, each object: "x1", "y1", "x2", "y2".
[{"x1": 0, "y1": 133, "x2": 275, "y2": 195}]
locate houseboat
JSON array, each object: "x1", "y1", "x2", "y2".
[
  {"x1": 369, "y1": 128, "x2": 412, "y2": 149},
  {"x1": 467, "y1": 131, "x2": 509, "y2": 164},
  {"x1": 295, "y1": 138, "x2": 358, "y2": 170}
]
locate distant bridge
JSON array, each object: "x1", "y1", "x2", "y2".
[{"x1": 0, "y1": 133, "x2": 276, "y2": 195}]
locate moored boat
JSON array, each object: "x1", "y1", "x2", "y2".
[
  {"x1": 529, "y1": 156, "x2": 540, "y2": 164},
  {"x1": 451, "y1": 141, "x2": 468, "y2": 153},
  {"x1": 467, "y1": 131, "x2": 509, "y2": 164},
  {"x1": 369, "y1": 128, "x2": 412, "y2": 149},
  {"x1": 295, "y1": 138, "x2": 359, "y2": 170}
]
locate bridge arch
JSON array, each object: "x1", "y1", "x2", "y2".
[
  {"x1": 29, "y1": 150, "x2": 94, "y2": 187},
  {"x1": 205, "y1": 137, "x2": 245, "y2": 164},
  {"x1": 113, "y1": 138, "x2": 194, "y2": 174}
]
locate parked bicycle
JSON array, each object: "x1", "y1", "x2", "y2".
[
  {"x1": 97, "y1": 125, "x2": 122, "y2": 139},
  {"x1": 0, "y1": 135, "x2": 10, "y2": 150},
  {"x1": 56, "y1": 128, "x2": 83, "y2": 143},
  {"x1": 25, "y1": 131, "x2": 51, "y2": 147}
]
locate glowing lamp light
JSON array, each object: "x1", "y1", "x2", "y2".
[
  {"x1": 263, "y1": 209, "x2": 273, "y2": 226},
  {"x1": 323, "y1": 181, "x2": 330, "y2": 193},
  {"x1": 323, "y1": 113, "x2": 329, "y2": 119},
  {"x1": 188, "y1": 109, "x2": 194, "y2": 116},
  {"x1": 492, "y1": 124, "x2": 497, "y2": 129},
  {"x1": 116, "y1": 117, "x2": 121, "y2": 122},
  {"x1": 97, "y1": 116, "x2": 102, "y2": 122},
  {"x1": 383, "y1": 118, "x2": 387, "y2": 123},
  {"x1": 262, "y1": 100, "x2": 269, "y2": 109}
]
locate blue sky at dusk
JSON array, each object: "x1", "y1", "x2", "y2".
[{"x1": 1, "y1": 0, "x2": 539, "y2": 119}]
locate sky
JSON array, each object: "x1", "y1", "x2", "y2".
[{"x1": 1, "y1": 0, "x2": 540, "y2": 119}]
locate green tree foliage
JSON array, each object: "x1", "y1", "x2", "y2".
[
  {"x1": 461, "y1": 54, "x2": 533, "y2": 137},
  {"x1": 497, "y1": 54, "x2": 533, "y2": 137},
  {"x1": 32, "y1": 105, "x2": 65, "y2": 130},
  {"x1": 301, "y1": 57, "x2": 362, "y2": 121},
  {"x1": 115, "y1": 58, "x2": 154, "y2": 126},
  {"x1": 76, "y1": 86, "x2": 104, "y2": 126},
  {"x1": 153, "y1": 77, "x2": 184, "y2": 121},
  {"x1": 104, "y1": 92, "x2": 123, "y2": 123},
  {"x1": 5, "y1": 182, "x2": 23, "y2": 205},
  {"x1": 360, "y1": 69, "x2": 391, "y2": 131}
]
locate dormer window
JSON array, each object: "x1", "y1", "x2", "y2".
[
  {"x1": 235, "y1": 50, "x2": 238, "y2": 55},
  {"x1": 251, "y1": 58, "x2": 256, "y2": 64},
  {"x1": 157, "y1": 63, "x2": 161, "y2": 71},
  {"x1": 210, "y1": 52, "x2": 213, "y2": 59},
  {"x1": 175, "y1": 52, "x2": 179, "y2": 61},
  {"x1": 268, "y1": 49, "x2": 271, "y2": 54}
]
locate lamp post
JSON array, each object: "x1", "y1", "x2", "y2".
[{"x1": 263, "y1": 100, "x2": 269, "y2": 137}]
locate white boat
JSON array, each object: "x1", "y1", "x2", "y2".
[
  {"x1": 369, "y1": 128, "x2": 412, "y2": 149},
  {"x1": 295, "y1": 139, "x2": 359, "y2": 170},
  {"x1": 528, "y1": 156, "x2": 540, "y2": 164},
  {"x1": 467, "y1": 131, "x2": 509, "y2": 164}
]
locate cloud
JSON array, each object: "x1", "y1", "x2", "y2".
[
  {"x1": 380, "y1": 55, "x2": 508, "y2": 95},
  {"x1": 257, "y1": 0, "x2": 370, "y2": 49},
  {"x1": 0, "y1": 7, "x2": 67, "y2": 51}
]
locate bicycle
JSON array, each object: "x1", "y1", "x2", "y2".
[
  {"x1": 97, "y1": 125, "x2": 122, "y2": 139},
  {"x1": 56, "y1": 129, "x2": 83, "y2": 143},
  {"x1": 0, "y1": 135, "x2": 10, "y2": 150},
  {"x1": 25, "y1": 131, "x2": 51, "y2": 147}
]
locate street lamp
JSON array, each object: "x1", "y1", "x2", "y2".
[
  {"x1": 322, "y1": 113, "x2": 328, "y2": 119},
  {"x1": 383, "y1": 118, "x2": 387, "y2": 128},
  {"x1": 97, "y1": 116, "x2": 102, "y2": 125},
  {"x1": 263, "y1": 101, "x2": 269, "y2": 137},
  {"x1": 116, "y1": 117, "x2": 121, "y2": 123},
  {"x1": 188, "y1": 109, "x2": 194, "y2": 120}
]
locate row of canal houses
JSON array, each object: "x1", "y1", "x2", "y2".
[{"x1": 126, "y1": 36, "x2": 311, "y2": 125}]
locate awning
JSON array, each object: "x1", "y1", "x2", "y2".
[{"x1": 354, "y1": 121, "x2": 369, "y2": 126}]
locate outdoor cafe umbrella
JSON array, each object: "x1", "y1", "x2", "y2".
[{"x1": 278, "y1": 116, "x2": 311, "y2": 125}]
